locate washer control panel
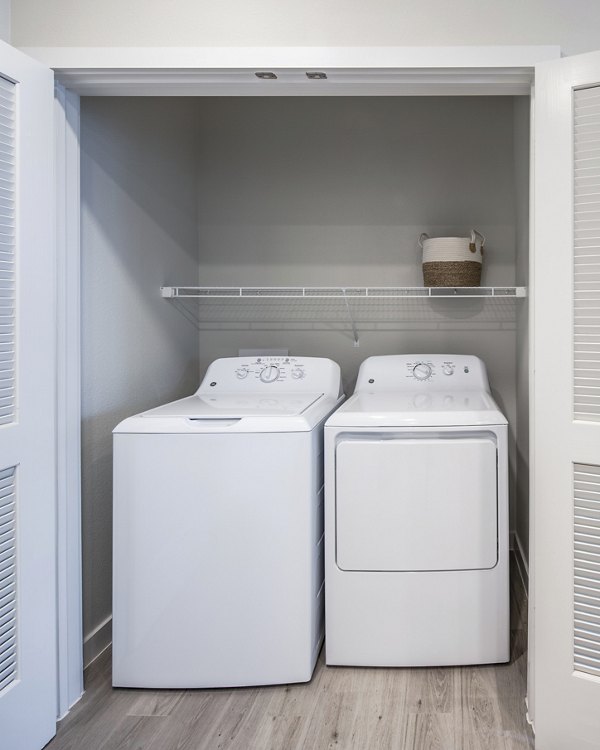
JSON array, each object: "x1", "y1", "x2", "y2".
[
  {"x1": 230, "y1": 356, "x2": 306, "y2": 384},
  {"x1": 198, "y1": 356, "x2": 342, "y2": 397},
  {"x1": 405, "y1": 359, "x2": 458, "y2": 383},
  {"x1": 355, "y1": 355, "x2": 490, "y2": 393}
]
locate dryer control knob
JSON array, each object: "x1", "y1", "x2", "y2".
[
  {"x1": 412, "y1": 363, "x2": 432, "y2": 381},
  {"x1": 260, "y1": 365, "x2": 280, "y2": 383},
  {"x1": 236, "y1": 368, "x2": 249, "y2": 379},
  {"x1": 291, "y1": 367, "x2": 305, "y2": 379},
  {"x1": 442, "y1": 364, "x2": 455, "y2": 376}
]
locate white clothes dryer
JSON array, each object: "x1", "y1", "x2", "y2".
[
  {"x1": 324, "y1": 354, "x2": 509, "y2": 667},
  {"x1": 113, "y1": 356, "x2": 343, "y2": 688}
]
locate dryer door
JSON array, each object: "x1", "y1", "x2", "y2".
[{"x1": 335, "y1": 434, "x2": 497, "y2": 571}]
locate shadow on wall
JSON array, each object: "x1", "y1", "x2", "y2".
[{"x1": 80, "y1": 96, "x2": 202, "y2": 414}]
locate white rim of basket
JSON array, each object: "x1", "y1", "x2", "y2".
[{"x1": 418, "y1": 228, "x2": 486, "y2": 250}]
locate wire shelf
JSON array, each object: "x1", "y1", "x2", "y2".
[
  {"x1": 162, "y1": 286, "x2": 527, "y2": 345},
  {"x1": 161, "y1": 286, "x2": 527, "y2": 299}
]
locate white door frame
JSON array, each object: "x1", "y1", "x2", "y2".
[
  {"x1": 48, "y1": 44, "x2": 559, "y2": 720},
  {"x1": 55, "y1": 83, "x2": 83, "y2": 719}
]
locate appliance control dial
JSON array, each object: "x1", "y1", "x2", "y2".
[
  {"x1": 259, "y1": 365, "x2": 280, "y2": 383},
  {"x1": 235, "y1": 367, "x2": 249, "y2": 379},
  {"x1": 412, "y1": 363, "x2": 433, "y2": 381},
  {"x1": 291, "y1": 367, "x2": 305, "y2": 379},
  {"x1": 442, "y1": 364, "x2": 455, "y2": 376}
]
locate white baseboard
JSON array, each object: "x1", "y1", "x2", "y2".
[
  {"x1": 513, "y1": 532, "x2": 529, "y2": 592},
  {"x1": 83, "y1": 615, "x2": 112, "y2": 669},
  {"x1": 57, "y1": 689, "x2": 83, "y2": 721}
]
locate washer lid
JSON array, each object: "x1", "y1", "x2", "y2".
[
  {"x1": 140, "y1": 392, "x2": 325, "y2": 419},
  {"x1": 326, "y1": 390, "x2": 507, "y2": 427}
]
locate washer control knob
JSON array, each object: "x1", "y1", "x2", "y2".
[
  {"x1": 235, "y1": 368, "x2": 249, "y2": 379},
  {"x1": 412, "y1": 363, "x2": 432, "y2": 381},
  {"x1": 259, "y1": 365, "x2": 280, "y2": 383},
  {"x1": 442, "y1": 364, "x2": 455, "y2": 376},
  {"x1": 291, "y1": 367, "x2": 305, "y2": 379}
]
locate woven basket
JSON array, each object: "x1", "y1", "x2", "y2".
[{"x1": 419, "y1": 230, "x2": 485, "y2": 287}]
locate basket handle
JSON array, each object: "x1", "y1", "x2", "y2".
[
  {"x1": 418, "y1": 232, "x2": 430, "y2": 249},
  {"x1": 469, "y1": 229, "x2": 486, "y2": 252}
]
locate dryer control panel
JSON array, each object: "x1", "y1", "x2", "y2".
[
  {"x1": 197, "y1": 356, "x2": 343, "y2": 398},
  {"x1": 355, "y1": 355, "x2": 490, "y2": 393}
]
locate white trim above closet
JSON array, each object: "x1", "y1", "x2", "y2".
[{"x1": 25, "y1": 45, "x2": 560, "y2": 96}]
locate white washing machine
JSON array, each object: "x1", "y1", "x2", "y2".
[
  {"x1": 113, "y1": 356, "x2": 343, "y2": 688},
  {"x1": 325, "y1": 354, "x2": 509, "y2": 667}
]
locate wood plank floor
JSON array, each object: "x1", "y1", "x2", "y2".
[{"x1": 46, "y1": 559, "x2": 532, "y2": 750}]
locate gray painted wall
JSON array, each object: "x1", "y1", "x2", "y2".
[
  {"x1": 9, "y1": 0, "x2": 600, "y2": 56},
  {"x1": 194, "y1": 94, "x2": 524, "y2": 527},
  {"x1": 0, "y1": 0, "x2": 9, "y2": 43},
  {"x1": 81, "y1": 98, "x2": 200, "y2": 663}
]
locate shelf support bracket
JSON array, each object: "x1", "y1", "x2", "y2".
[{"x1": 342, "y1": 290, "x2": 360, "y2": 347}]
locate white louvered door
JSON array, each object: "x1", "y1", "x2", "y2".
[
  {"x1": 0, "y1": 41, "x2": 56, "y2": 750},
  {"x1": 534, "y1": 51, "x2": 600, "y2": 749}
]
